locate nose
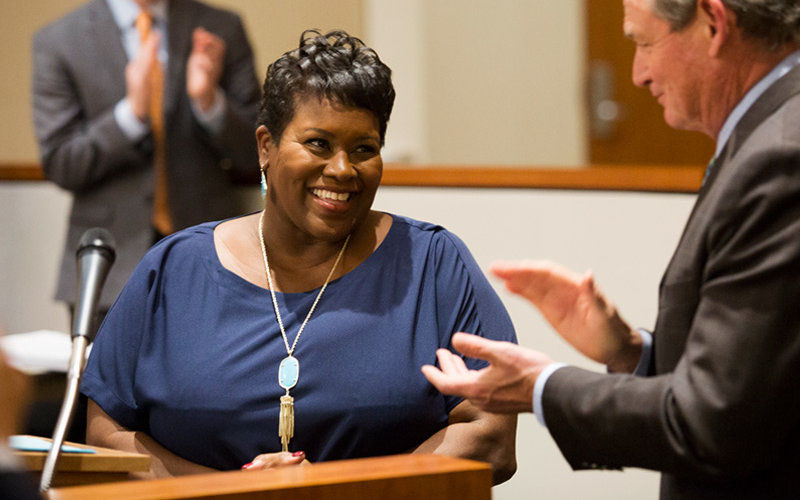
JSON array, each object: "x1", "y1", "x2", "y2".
[
  {"x1": 631, "y1": 48, "x2": 651, "y2": 88},
  {"x1": 324, "y1": 150, "x2": 357, "y2": 180}
]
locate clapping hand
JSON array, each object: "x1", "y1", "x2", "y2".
[
  {"x1": 491, "y1": 260, "x2": 642, "y2": 373},
  {"x1": 186, "y1": 27, "x2": 226, "y2": 111},
  {"x1": 125, "y1": 30, "x2": 160, "y2": 120}
]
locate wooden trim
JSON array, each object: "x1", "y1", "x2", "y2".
[
  {"x1": 0, "y1": 164, "x2": 46, "y2": 181},
  {"x1": 0, "y1": 163, "x2": 703, "y2": 193},
  {"x1": 47, "y1": 454, "x2": 492, "y2": 500},
  {"x1": 382, "y1": 164, "x2": 703, "y2": 193}
]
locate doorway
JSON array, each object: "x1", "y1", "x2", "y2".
[{"x1": 586, "y1": 0, "x2": 714, "y2": 164}]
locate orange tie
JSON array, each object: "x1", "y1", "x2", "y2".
[{"x1": 135, "y1": 11, "x2": 174, "y2": 235}]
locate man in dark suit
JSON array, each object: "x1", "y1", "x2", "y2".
[
  {"x1": 32, "y1": 0, "x2": 260, "y2": 315},
  {"x1": 423, "y1": 0, "x2": 800, "y2": 498}
]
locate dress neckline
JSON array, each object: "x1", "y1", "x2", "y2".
[{"x1": 209, "y1": 212, "x2": 398, "y2": 295}]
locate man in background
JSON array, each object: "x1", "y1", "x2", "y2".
[
  {"x1": 32, "y1": 0, "x2": 260, "y2": 318},
  {"x1": 423, "y1": 0, "x2": 800, "y2": 498},
  {"x1": 31, "y1": 0, "x2": 260, "y2": 442}
]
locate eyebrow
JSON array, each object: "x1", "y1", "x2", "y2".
[
  {"x1": 304, "y1": 127, "x2": 333, "y2": 136},
  {"x1": 304, "y1": 128, "x2": 380, "y2": 143}
]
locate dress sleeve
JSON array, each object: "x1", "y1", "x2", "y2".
[
  {"x1": 429, "y1": 229, "x2": 517, "y2": 410},
  {"x1": 80, "y1": 252, "x2": 160, "y2": 432}
]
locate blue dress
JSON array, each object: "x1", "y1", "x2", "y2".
[{"x1": 81, "y1": 214, "x2": 517, "y2": 469}]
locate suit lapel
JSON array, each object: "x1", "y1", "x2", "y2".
[
  {"x1": 164, "y1": 0, "x2": 193, "y2": 120},
  {"x1": 726, "y1": 64, "x2": 800, "y2": 159},
  {"x1": 691, "y1": 64, "x2": 800, "y2": 213}
]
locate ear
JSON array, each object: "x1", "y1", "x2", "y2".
[
  {"x1": 255, "y1": 125, "x2": 274, "y2": 171},
  {"x1": 699, "y1": 0, "x2": 731, "y2": 57}
]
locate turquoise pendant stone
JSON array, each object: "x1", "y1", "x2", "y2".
[{"x1": 279, "y1": 356, "x2": 299, "y2": 390}]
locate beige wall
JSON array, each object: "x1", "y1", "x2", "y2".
[
  {"x1": 423, "y1": 1, "x2": 587, "y2": 165},
  {"x1": 2, "y1": 0, "x2": 86, "y2": 161},
  {"x1": 207, "y1": 0, "x2": 363, "y2": 90},
  {"x1": 1, "y1": 0, "x2": 362, "y2": 162},
  {"x1": 365, "y1": 0, "x2": 587, "y2": 165}
]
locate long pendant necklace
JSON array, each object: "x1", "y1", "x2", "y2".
[{"x1": 257, "y1": 210, "x2": 350, "y2": 452}]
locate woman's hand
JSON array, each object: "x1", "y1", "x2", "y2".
[{"x1": 241, "y1": 451, "x2": 309, "y2": 470}]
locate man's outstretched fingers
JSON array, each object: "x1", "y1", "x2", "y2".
[
  {"x1": 451, "y1": 332, "x2": 505, "y2": 365},
  {"x1": 420, "y1": 364, "x2": 461, "y2": 394},
  {"x1": 435, "y1": 348, "x2": 469, "y2": 374}
]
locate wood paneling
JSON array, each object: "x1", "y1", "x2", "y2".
[
  {"x1": 1, "y1": 163, "x2": 704, "y2": 193},
  {"x1": 381, "y1": 164, "x2": 703, "y2": 193}
]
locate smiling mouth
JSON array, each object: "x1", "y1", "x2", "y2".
[{"x1": 312, "y1": 188, "x2": 352, "y2": 202}]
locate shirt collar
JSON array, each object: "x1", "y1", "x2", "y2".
[
  {"x1": 715, "y1": 49, "x2": 800, "y2": 159},
  {"x1": 106, "y1": 0, "x2": 168, "y2": 30}
]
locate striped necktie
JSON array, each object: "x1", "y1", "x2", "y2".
[{"x1": 135, "y1": 11, "x2": 174, "y2": 235}]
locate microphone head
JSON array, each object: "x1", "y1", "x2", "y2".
[{"x1": 76, "y1": 227, "x2": 116, "y2": 264}]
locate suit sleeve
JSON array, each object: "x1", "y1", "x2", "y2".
[
  {"x1": 80, "y1": 246, "x2": 157, "y2": 432},
  {"x1": 542, "y1": 146, "x2": 800, "y2": 481},
  {"x1": 32, "y1": 28, "x2": 148, "y2": 192}
]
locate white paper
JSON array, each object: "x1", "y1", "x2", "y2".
[{"x1": 0, "y1": 330, "x2": 89, "y2": 374}]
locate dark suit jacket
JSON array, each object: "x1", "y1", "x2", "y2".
[
  {"x1": 32, "y1": 0, "x2": 260, "y2": 308},
  {"x1": 542, "y1": 65, "x2": 800, "y2": 499}
]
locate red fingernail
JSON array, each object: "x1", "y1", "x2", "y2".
[
  {"x1": 292, "y1": 451, "x2": 304, "y2": 457},
  {"x1": 241, "y1": 462, "x2": 253, "y2": 469}
]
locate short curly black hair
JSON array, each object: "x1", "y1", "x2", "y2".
[{"x1": 257, "y1": 29, "x2": 395, "y2": 146}]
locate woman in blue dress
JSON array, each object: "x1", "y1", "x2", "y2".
[{"x1": 81, "y1": 29, "x2": 518, "y2": 484}]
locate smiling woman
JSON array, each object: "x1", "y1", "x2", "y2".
[
  {"x1": 79, "y1": 29, "x2": 519, "y2": 484},
  {"x1": 256, "y1": 99, "x2": 384, "y2": 251}
]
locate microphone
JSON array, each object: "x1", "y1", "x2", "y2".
[
  {"x1": 40, "y1": 228, "x2": 115, "y2": 492},
  {"x1": 71, "y1": 228, "x2": 116, "y2": 340}
]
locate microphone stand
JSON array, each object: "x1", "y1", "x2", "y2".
[
  {"x1": 39, "y1": 228, "x2": 115, "y2": 492},
  {"x1": 38, "y1": 335, "x2": 89, "y2": 492}
]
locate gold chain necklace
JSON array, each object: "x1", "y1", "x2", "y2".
[{"x1": 257, "y1": 210, "x2": 350, "y2": 452}]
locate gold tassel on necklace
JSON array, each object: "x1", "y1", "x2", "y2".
[
  {"x1": 259, "y1": 211, "x2": 349, "y2": 454},
  {"x1": 279, "y1": 392, "x2": 294, "y2": 452}
]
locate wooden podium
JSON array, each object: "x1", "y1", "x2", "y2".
[
  {"x1": 45, "y1": 454, "x2": 492, "y2": 500},
  {"x1": 16, "y1": 436, "x2": 150, "y2": 487}
]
